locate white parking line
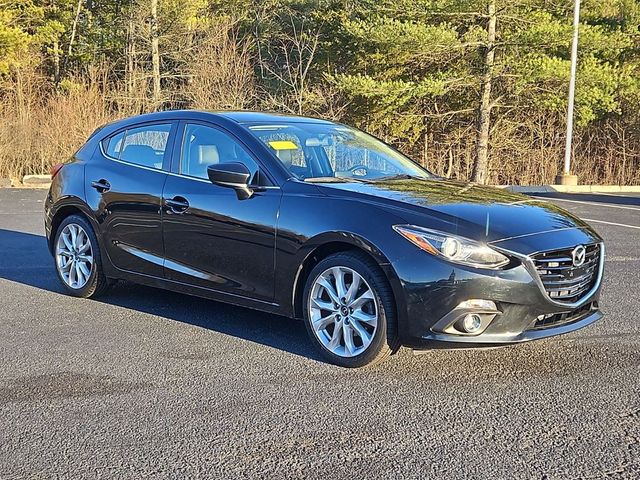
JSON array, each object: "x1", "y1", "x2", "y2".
[
  {"x1": 0, "y1": 212, "x2": 43, "y2": 215},
  {"x1": 583, "y1": 218, "x2": 640, "y2": 230},
  {"x1": 532, "y1": 196, "x2": 640, "y2": 211},
  {"x1": 589, "y1": 191, "x2": 640, "y2": 198}
]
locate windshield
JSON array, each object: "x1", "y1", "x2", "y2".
[{"x1": 247, "y1": 122, "x2": 432, "y2": 182}]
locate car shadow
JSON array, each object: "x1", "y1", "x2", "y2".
[{"x1": 0, "y1": 228, "x2": 322, "y2": 362}]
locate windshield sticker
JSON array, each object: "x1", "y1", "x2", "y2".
[{"x1": 268, "y1": 140, "x2": 299, "y2": 150}]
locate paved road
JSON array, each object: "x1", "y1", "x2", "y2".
[{"x1": 0, "y1": 188, "x2": 638, "y2": 479}]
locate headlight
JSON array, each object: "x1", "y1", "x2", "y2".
[{"x1": 393, "y1": 225, "x2": 509, "y2": 269}]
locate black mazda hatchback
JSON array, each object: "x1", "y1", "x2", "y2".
[{"x1": 45, "y1": 111, "x2": 604, "y2": 367}]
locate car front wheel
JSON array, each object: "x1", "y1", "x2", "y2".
[{"x1": 303, "y1": 251, "x2": 398, "y2": 367}]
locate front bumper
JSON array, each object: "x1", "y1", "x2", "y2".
[
  {"x1": 387, "y1": 227, "x2": 604, "y2": 350},
  {"x1": 413, "y1": 304, "x2": 602, "y2": 349}
]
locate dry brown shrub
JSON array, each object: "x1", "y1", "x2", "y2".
[
  {"x1": 0, "y1": 65, "x2": 137, "y2": 180},
  {"x1": 397, "y1": 111, "x2": 640, "y2": 185},
  {"x1": 183, "y1": 21, "x2": 256, "y2": 111}
]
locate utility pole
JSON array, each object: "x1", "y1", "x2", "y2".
[{"x1": 556, "y1": 0, "x2": 581, "y2": 185}]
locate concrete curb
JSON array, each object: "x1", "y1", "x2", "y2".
[
  {"x1": 22, "y1": 174, "x2": 52, "y2": 185},
  {"x1": 499, "y1": 185, "x2": 640, "y2": 194}
]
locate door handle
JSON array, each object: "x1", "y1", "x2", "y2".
[
  {"x1": 165, "y1": 196, "x2": 190, "y2": 214},
  {"x1": 91, "y1": 179, "x2": 111, "y2": 193}
]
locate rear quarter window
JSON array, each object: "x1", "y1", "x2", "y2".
[
  {"x1": 102, "y1": 123, "x2": 171, "y2": 170},
  {"x1": 104, "y1": 131, "x2": 125, "y2": 158}
]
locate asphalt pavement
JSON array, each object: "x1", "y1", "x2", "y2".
[{"x1": 0, "y1": 188, "x2": 638, "y2": 479}]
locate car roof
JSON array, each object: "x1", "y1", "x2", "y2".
[
  {"x1": 103, "y1": 110, "x2": 335, "y2": 131},
  {"x1": 217, "y1": 111, "x2": 335, "y2": 125}
]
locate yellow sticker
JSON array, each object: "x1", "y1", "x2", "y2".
[{"x1": 268, "y1": 140, "x2": 298, "y2": 150}]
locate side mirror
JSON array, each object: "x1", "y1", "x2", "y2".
[{"x1": 207, "y1": 162, "x2": 254, "y2": 200}]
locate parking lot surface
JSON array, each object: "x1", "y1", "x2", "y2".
[{"x1": 0, "y1": 188, "x2": 638, "y2": 479}]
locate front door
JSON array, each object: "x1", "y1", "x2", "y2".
[{"x1": 161, "y1": 122, "x2": 281, "y2": 303}]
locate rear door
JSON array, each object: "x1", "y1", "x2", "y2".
[
  {"x1": 85, "y1": 121, "x2": 177, "y2": 277},
  {"x1": 161, "y1": 121, "x2": 281, "y2": 302}
]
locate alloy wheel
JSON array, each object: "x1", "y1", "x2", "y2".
[
  {"x1": 55, "y1": 223, "x2": 94, "y2": 289},
  {"x1": 308, "y1": 266, "x2": 378, "y2": 357}
]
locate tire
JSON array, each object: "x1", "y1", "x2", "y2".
[
  {"x1": 53, "y1": 214, "x2": 110, "y2": 298},
  {"x1": 303, "y1": 251, "x2": 399, "y2": 367}
]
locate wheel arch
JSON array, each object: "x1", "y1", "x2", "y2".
[
  {"x1": 290, "y1": 233, "x2": 406, "y2": 325},
  {"x1": 48, "y1": 200, "x2": 100, "y2": 254}
]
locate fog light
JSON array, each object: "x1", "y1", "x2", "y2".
[
  {"x1": 438, "y1": 300, "x2": 500, "y2": 336},
  {"x1": 462, "y1": 314, "x2": 483, "y2": 333}
]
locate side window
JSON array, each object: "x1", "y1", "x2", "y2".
[
  {"x1": 180, "y1": 123, "x2": 263, "y2": 184},
  {"x1": 105, "y1": 131, "x2": 124, "y2": 158},
  {"x1": 119, "y1": 124, "x2": 172, "y2": 169}
]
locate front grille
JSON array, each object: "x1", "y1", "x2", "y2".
[
  {"x1": 533, "y1": 302, "x2": 596, "y2": 330},
  {"x1": 532, "y1": 243, "x2": 601, "y2": 304}
]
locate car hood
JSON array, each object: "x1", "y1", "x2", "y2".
[{"x1": 314, "y1": 178, "x2": 595, "y2": 242}]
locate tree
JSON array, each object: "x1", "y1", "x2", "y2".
[
  {"x1": 61, "y1": 0, "x2": 83, "y2": 78},
  {"x1": 258, "y1": 15, "x2": 321, "y2": 114},
  {"x1": 0, "y1": 4, "x2": 31, "y2": 75},
  {"x1": 150, "y1": 0, "x2": 160, "y2": 104},
  {"x1": 471, "y1": 0, "x2": 495, "y2": 184}
]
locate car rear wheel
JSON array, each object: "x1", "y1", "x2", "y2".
[
  {"x1": 54, "y1": 214, "x2": 110, "y2": 298},
  {"x1": 303, "y1": 251, "x2": 398, "y2": 367}
]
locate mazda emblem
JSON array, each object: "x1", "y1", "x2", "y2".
[{"x1": 572, "y1": 245, "x2": 586, "y2": 267}]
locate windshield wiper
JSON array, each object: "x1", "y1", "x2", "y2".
[
  {"x1": 304, "y1": 176, "x2": 373, "y2": 184},
  {"x1": 372, "y1": 174, "x2": 429, "y2": 182}
]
